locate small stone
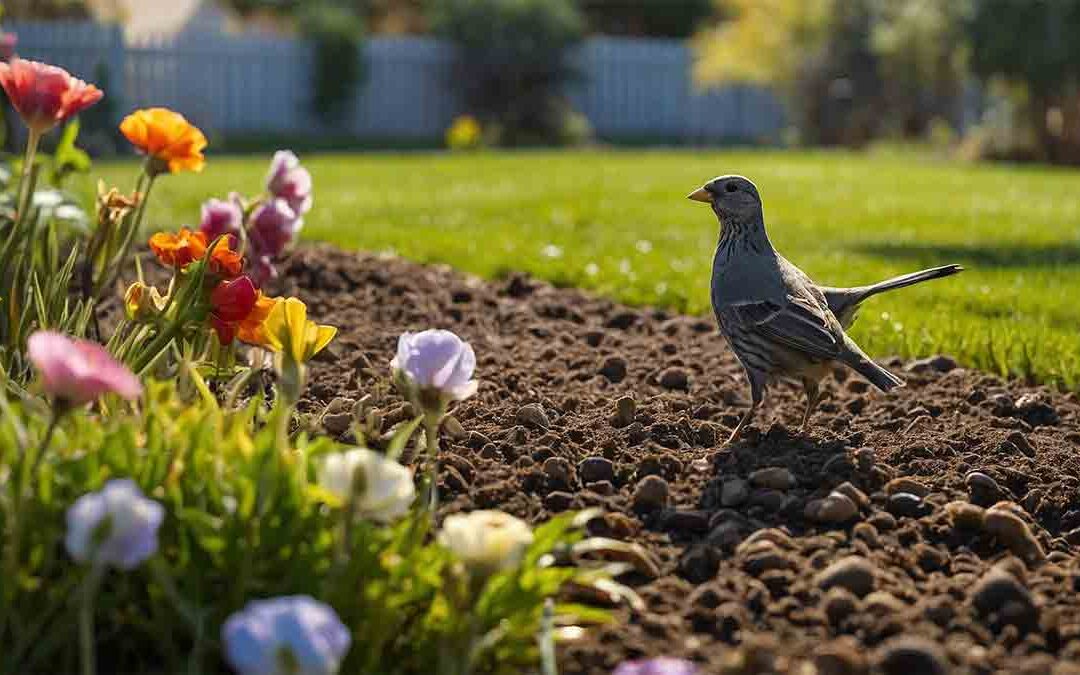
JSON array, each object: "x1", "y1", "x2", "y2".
[
  {"x1": 633, "y1": 475, "x2": 670, "y2": 511},
  {"x1": 984, "y1": 503, "x2": 1045, "y2": 562},
  {"x1": 599, "y1": 356, "x2": 628, "y2": 383},
  {"x1": 832, "y1": 482, "x2": 870, "y2": 509},
  {"x1": 815, "y1": 556, "x2": 876, "y2": 598},
  {"x1": 442, "y1": 416, "x2": 467, "y2": 440},
  {"x1": 611, "y1": 395, "x2": 635, "y2": 428},
  {"x1": 868, "y1": 512, "x2": 897, "y2": 531},
  {"x1": 542, "y1": 456, "x2": 573, "y2": 485},
  {"x1": 664, "y1": 510, "x2": 711, "y2": 534},
  {"x1": 905, "y1": 355, "x2": 957, "y2": 374},
  {"x1": 885, "y1": 477, "x2": 930, "y2": 497},
  {"x1": 748, "y1": 488, "x2": 785, "y2": 511},
  {"x1": 606, "y1": 311, "x2": 638, "y2": 330},
  {"x1": 678, "y1": 545, "x2": 719, "y2": 584},
  {"x1": 970, "y1": 567, "x2": 1039, "y2": 629},
  {"x1": 658, "y1": 367, "x2": 690, "y2": 391},
  {"x1": 544, "y1": 491, "x2": 574, "y2": 511},
  {"x1": 516, "y1": 404, "x2": 551, "y2": 429},
  {"x1": 808, "y1": 492, "x2": 859, "y2": 524},
  {"x1": 582, "y1": 330, "x2": 604, "y2": 347},
  {"x1": 887, "y1": 492, "x2": 928, "y2": 519},
  {"x1": 586, "y1": 480, "x2": 614, "y2": 495},
  {"x1": 966, "y1": 471, "x2": 1005, "y2": 506},
  {"x1": 821, "y1": 587, "x2": 859, "y2": 626},
  {"x1": 875, "y1": 636, "x2": 949, "y2": 675},
  {"x1": 578, "y1": 457, "x2": 615, "y2": 484},
  {"x1": 945, "y1": 501, "x2": 986, "y2": 530},
  {"x1": 324, "y1": 396, "x2": 355, "y2": 416},
  {"x1": 854, "y1": 447, "x2": 876, "y2": 472},
  {"x1": 721, "y1": 478, "x2": 751, "y2": 507},
  {"x1": 322, "y1": 412, "x2": 353, "y2": 436},
  {"x1": 1007, "y1": 431, "x2": 1037, "y2": 457},
  {"x1": 749, "y1": 467, "x2": 797, "y2": 491},
  {"x1": 813, "y1": 638, "x2": 868, "y2": 675}
]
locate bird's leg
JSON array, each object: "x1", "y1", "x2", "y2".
[
  {"x1": 727, "y1": 403, "x2": 757, "y2": 443},
  {"x1": 800, "y1": 379, "x2": 821, "y2": 431},
  {"x1": 727, "y1": 377, "x2": 765, "y2": 444}
]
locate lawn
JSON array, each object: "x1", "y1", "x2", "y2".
[{"x1": 90, "y1": 149, "x2": 1080, "y2": 387}]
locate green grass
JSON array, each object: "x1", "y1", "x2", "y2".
[{"x1": 87, "y1": 149, "x2": 1080, "y2": 387}]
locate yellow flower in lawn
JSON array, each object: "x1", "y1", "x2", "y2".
[
  {"x1": 120, "y1": 107, "x2": 207, "y2": 175},
  {"x1": 446, "y1": 115, "x2": 482, "y2": 151},
  {"x1": 262, "y1": 297, "x2": 336, "y2": 363}
]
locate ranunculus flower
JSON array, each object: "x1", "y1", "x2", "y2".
[
  {"x1": 437, "y1": 510, "x2": 533, "y2": 579},
  {"x1": 120, "y1": 107, "x2": 206, "y2": 175},
  {"x1": 249, "y1": 198, "x2": 299, "y2": 259},
  {"x1": 222, "y1": 596, "x2": 351, "y2": 675},
  {"x1": 613, "y1": 658, "x2": 699, "y2": 675},
  {"x1": 266, "y1": 150, "x2": 313, "y2": 217},
  {"x1": 27, "y1": 331, "x2": 142, "y2": 405},
  {"x1": 149, "y1": 227, "x2": 207, "y2": 269},
  {"x1": 317, "y1": 449, "x2": 415, "y2": 523},
  {"x1": 65, "y1": 479, "x2": 164, "y2": 569},
  {"x1": 391, "y1": 330, "x2": 478, "y2": 411},
  {"x1": 209, "y1": 276, "x2": 258, "y2": 345},
  {"x1": 198, "y1": 197, "x2": 243, "y2": 243},
  {"x1": 236, "y1": 292, "x2": 280, "y2": 347},
  {"x1": 0, "y1": 58, "x2": 102, "y2": 135},
  {"x1": 261, "y1": 297, "x2": 336, "y2": 364}
]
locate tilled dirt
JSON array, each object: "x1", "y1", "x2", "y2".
[{"x1": 283, "y1": 244, "x2": 1080, "y2": 675}]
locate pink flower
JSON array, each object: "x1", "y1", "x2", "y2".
[
  {"x1": 0, "y1": 59, "x2": 102, "y2": 135},
  {"x1": 248, "y1": 254, "x2": 278, "y2": 289},
  {"x1": 249, "y1": 198, "x2": 298, "y2": 259},
  {"x1": 27, "y1": 331, "x2": 142, "y2": 405},
  {"x1": 0, "y1": 33, "x2": 17, "y2": 63},
  {"x1": 198, "y1": 196, "x2": 244, "y2": 243},
  {"x1": 266, "y1": 151, "x2": 312, "y2": 217}
]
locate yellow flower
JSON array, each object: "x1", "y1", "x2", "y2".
[
  {"x1": 446, "y1": 115, "x2": 482, "y2": 151},
  {"x1": 119, "y1": 107, "x2": 207, "y2": 175},
  {"x1": 123, "y1": 281, "x2": 167, "y2": 321},
  {"x1": 261, "y1": 297, "x2": 336, "y2": 363}
]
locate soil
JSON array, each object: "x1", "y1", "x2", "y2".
[{"x1": 282, "y1": 244, "x2": 1080, "y2": 675}]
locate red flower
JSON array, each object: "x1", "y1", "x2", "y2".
[
  {"x1": 0, "y1": 58, "x2": 102, "y2": 135},
  {"x1": 209, "y1": 276, "x2": 257, "y2": 345}
]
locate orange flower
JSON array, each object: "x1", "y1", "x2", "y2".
[
  {"x1": 207, "y1": 237, "x2": 244, "y2": 277},
  {"x1": 120, "y1": 108, "x2": 206, "y2": 175},
  {"x1": 237, "y1": 293, "x2": 281, "y2": 347},
  {"x1": 149, "y1": 227, "x2": 206, "y2": 268},
  {"x1": 0, "y1": 59, "x2": 103, "y2": 135}
]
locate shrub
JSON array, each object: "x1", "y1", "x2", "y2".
[
  {"x1": 299, "y1": 3, "x2": 367, "y2": 124},
  {"x1": 428, "y1": 0, "x2": 588, "y2": 146}
]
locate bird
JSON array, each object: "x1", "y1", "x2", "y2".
[{"x1": 688, "y1": 175, "x2": 963, "y2": 442}]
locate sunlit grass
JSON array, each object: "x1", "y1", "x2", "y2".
[{"x1": 89, "y1": 149, "x2": 1080, "y2": 387}]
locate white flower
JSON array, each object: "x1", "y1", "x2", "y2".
[
  {"x1": 391, "y1": 330, "x2": 478, "y2": 410},
  {"x1": 438, "y1": 510, "x2": 533, "y2": 578},
  {"x1": 317, "y1": 449, "x2": 415, "y2": 523}
]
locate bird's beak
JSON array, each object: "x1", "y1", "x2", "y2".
[{"x1": 687, "y1": 187, "x2": 712, "y2": 203}]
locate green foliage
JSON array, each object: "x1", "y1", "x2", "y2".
[
  {"x1": 0, "y1": 380, "x2": 607, "y2": 673},
  {"x1": 579, "y1": 0, "x2": 715, "y2": 38},
  {"x1": 428, "y1": 0, "x2": 587, "y2": 146},
  {"x1": 299, "y1": 3, "x2": 368, "y2": 123}
]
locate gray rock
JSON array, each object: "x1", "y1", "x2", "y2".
[
  {"x1": 442, "y1": 415, "x2": 467, "y2": 439},
  {"x1": 322, "y1": 412, "x2": 353, "y2": 436},
  {"x1": 542, "y1": 456, "x2": 573, "y2": 484},
  {"x1": 904, "y1": 355, "x2": 957, "y2": 374},
  {"x1": 611, "y1": 395, "x2": 636, "y2": 428},
  {"x1": 598, "y1": 356, "x2": 628, "y2": 383},
  {"x1": 633, "y1": 475, "x2": 670, "y2": 511},
  {"x1": 1007, "y1": 430, "x2": 1037, "y2": 457},
  {"x1": 658, "y1": 367, "x2": 690, "y2": 391},
  {"x1": 970, "y1": 567, "x2": 1039, "y2": 629},
  {"x1": 807, "y1": 492, "x2": 859, "y2": 524},
  {"x1": 516, "y1": 403, "x2": 551, "y2": 429},
  {"x1": 887, "y1": 492, "x2": 928, "y2": 519},
  {"x1": 721, "y1": 478, "x2": 751, "y2": 507},
  {"x1": 815, "y1": 556, "x2": 876, "y2": 598},
  {"x1": 578, "y1": 456, "x2": 615, "y2": 484},
  {"x1": 749, "y1": 467, "x2": 797, "y2": 491},
  {"x1": 543, "y1": 491, "x2": 574, "y2": 511},
  {"x1": 984, "y1": 503, "x2": 1045, "y2": 562},
  {"x1": 885, "y1": 477, "x2": 930, "y2": 497},
  {"x1": 875, "y1": 636, "x2": 949, "y2": 675},
  {"x1": 965, "y1": 471, "x2": 1004, "y2": 506}
]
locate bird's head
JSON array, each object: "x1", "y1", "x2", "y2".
[{"x1": 687, "y1": 175, "x2": 763, "y2": 224}]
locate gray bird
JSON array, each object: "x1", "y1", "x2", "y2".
[{"x1": 688, "y1": 175, "x2": 963, "y2": 442}]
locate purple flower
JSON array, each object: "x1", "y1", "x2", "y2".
[
  {"x1": 391, "y1": 330, "x2": 478, "y2": 406},
  {"x1": 613, "y1": 658, "x2": 698, "y2": 675},
  {"x1": 223, "y1": 595, "x2": 351, "y2": 675},
  {"x1": 198, "y1": 196, "x2": 243, "y2": 243},
  {"x1": 28, "y1": 331, "x2": 142, "y2": 406},
  {"x1": 65, "y1": 479, "x2": 164, "y2": 570},
  {"x1": 248, "y1": 253, "x2": 278, "y2": 289},
  {"x1": 249, "y1": 198, "x2": 299, "y2": 259},
  {"x1": 266, "y1": 150, "x2": 312, "y2": 217}
]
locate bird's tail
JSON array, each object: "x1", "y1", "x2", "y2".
[
  {"x1": 854, "y1": 264, "x2": 964, "y2": 304},
  {"x1": 840, "y1": 339, "x2": 905, "y2": 393}
]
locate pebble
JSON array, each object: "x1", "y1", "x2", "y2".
[
  {"x1": 721, "y1": 478, "x2": 750, "y2": 507},
  {"x1": 543, "y1": 491, "x2": 574, "y2": 511},
  {"x1": 965, "y1": 471, "x2": 1004, "y2": 505},
  {"x1": 1007, "y1": 430, "x2": 1037, "y2": 457},
  {"x1": 578, "y1": 456, "x2": 615, "y2": 484},
  {"x1": 945, "y1": 501, "x2": 986, "y2": 530},
  {"x1": 663, "y1": 510, "x2": 711, "y2": 534},
  {"x1": 904, "y1": 355, "x2": 957, "y2": 374},
  {"x1": 324, "y1": 396, "x2": 355, "y2": 416},
  {"x1": 875, "y1": 636, "x2": 950, "y2": 675},
  {"x1": 542, "y1": 456, "x2": 573, "y2": 484},
  {"x1": 867, "y1": 511, "x2": 897, "y2": 531},
  {"x1": 813, "y1": 638, "x2": 868, "y2": 675},
  {"x1": 815, "y1": 556, "x2": 876, "y2": 598},
  {"x1": 885, "y1": 477, "x2": 930, "y2": 497},
  {"x1": 970, "y1": 567, "x2": 1039, "y2": 627},
  {"x1": 854, "y1": 447, "x2": 875, "y2": 472},
  {"x1": 322, "y1": 412, "x2": 353, "y2": 436},
  {"x1": 984, "y1": 503, "x2": 1045, "y2": 562},
  {"x1": 632, "y1": 475, "x2": 670, "y2": 511},
  {"x1": 611, "y1": 395, "x2": 636, "y2": 428},
  {"x1": 582, "y1": 329, "x2": 604, "y2": 347},
  {"x1": 749, "y1": 467, "x2": 797, "y2": 491},
  {"x1": 832, "y1": 482, "x2": 870, "y2": 509},
  {"x1": 658, "y1": 367, "x2": 690, "y2": 391},
  {"x1": 516, "y1": 403, "x2": 551, "y2": 429},
  {"x1": 598, "y1": 356, "x2": 628, "y2": 383},
  {"x1": 678, "y1": 545, "x2": 720, "y2": 584},
  {"x1": 821, "y1": 587, "x2": 859, "y2": 626},
  {"x1": 887, "y1": 492, "x2": 928, "y2": 518},
  {"x1": 442, "y1": 416, "x2": 467, "y2": 439},
  {"x1": 806, "y1": 492, "x2": 859, "y2": 524}
]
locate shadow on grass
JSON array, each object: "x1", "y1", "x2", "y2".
[{"x1": 853, "y1": 241, "x2": 1080, "y2": 268}]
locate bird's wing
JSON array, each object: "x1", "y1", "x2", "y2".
[{"x1": 728, "y1": 293, "x2": 845, "y2": 361}]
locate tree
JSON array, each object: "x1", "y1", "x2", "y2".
[
  {"x1": 577, "y1": 0, "x2": 715, "y2": 39},
  {"x1": 968, "y1": 0, "x2": 1080, "y2": 163}
]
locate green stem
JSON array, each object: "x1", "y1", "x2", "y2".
[
  {"x1": 422, "y1": 414, "x2": 443, "y2": 513},
  {"x1": 94, "y1": 173, "x2": 156, "y2": 303},
  {"x1": 132, "y1": 322, "x2": 182, "y2": 376},
  {"x1": 26, "y1": 407, "x2": 63, "y2": 488},
  {"x1": 79, "y1": 563, "x2": 106, "y2": 675},
  {"x1": 15, "y1": 130, "x2": 41, "y2": 225}
]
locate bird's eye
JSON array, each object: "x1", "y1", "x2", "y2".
[{"x1": 724, "y1": 182, "x2": 738, "y2": 193}]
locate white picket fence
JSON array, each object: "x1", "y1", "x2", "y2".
[{"x1": 10, "y1": 20, "x2": 784, "y2": 143}]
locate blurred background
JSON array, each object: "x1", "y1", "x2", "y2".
[{"x1": 3, "y1": 0, "x2": 1077, "y2": 163}]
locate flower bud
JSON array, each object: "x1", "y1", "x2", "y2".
[{"x1": 437, "y1": 510, "x2": 533, "y2": 581}]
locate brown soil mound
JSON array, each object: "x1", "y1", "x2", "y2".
[{"x1": 285, "y1": 244, "x2": 1080, "y2": 675}]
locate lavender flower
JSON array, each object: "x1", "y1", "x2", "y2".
[
  {"x1": 198, "y1": 196, "x2": 244, "y2": 242},
  {"x1": 391, "y1": 330, "x2": 477, "y2": 413},
  {"x1": 65, "y1": 479, "x2": 164, "y2": 569},
  {"x1": 266, "y1": 150, "x2": 313, "y2": 217},
  {"x1": 249, "y1": 198, "x2": 299, "y2": 259},
  {"x1": 613, "y1": 658, "x2": 698, "y2": 675},
  {"x1": 222, "y1": 595, "x2": 351, "y2": 675}
]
